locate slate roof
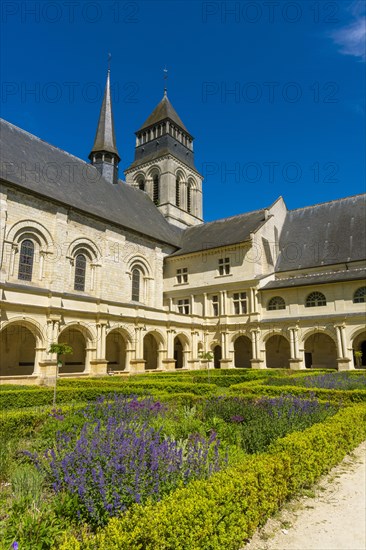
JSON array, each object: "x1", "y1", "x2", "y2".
[
  {"x1": 171, "y1": 209, "x2": 267, "y2": 256},
  {"x1": 261, "y1": 267, "x2": 366, "y2": 290},
  {"x1": 138, "y1": 94, "x2": 189, "y2": 134},
  {"x1": 276, "y1": 194, "x2": 366, "y2": 272},
  {"x1": 0, "y1": 119, "x2": 181, "y2": 246}
]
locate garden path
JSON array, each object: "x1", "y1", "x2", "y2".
[{"x1": 243, "y1": 440, "x2": 366, "y2": 550}]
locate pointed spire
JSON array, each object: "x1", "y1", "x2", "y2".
[
  {"x1": 89, "y1": 59, "x2": 120, "y2": 160},
  {"x1": 163, "y1": 66, "x2": 168, "y2": 97}
]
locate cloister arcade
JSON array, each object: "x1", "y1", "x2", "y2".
[{"x1": 0, "y1": 320, "x2": 365, "y2": 381}]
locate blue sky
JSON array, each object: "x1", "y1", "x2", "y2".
[{"x1": 1, "y1": 0, "x2": 365, "y2": 221}]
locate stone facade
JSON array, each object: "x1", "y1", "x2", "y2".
[{"x1": 0, "y1": 82, "x2": 365, "y2": 383}]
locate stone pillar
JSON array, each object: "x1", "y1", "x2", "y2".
[
  {"x1": 162, "y1": 329, "x2": 176, "y2": 370},
  {"x1": 289, "y1": 326, "x2": 305, "y2": 370},
  {"x1": 220, "y1": 330, "x2": 233, "y2": 368},
  {"x1": 203, "y1": 293, "x2": 207, "y2": 317},
  {"x1": 129, "y1": 327, "x2": 146, "y2": 373},
  {"x1": 250, "y1": 328, "x2": 265, "y2": 369},
  {"x1": 189, "y1": 330, "x2": 200, "y2": 369},
  {"x1": 336, "y1": 324, "x2": 353, "y2": 371}
]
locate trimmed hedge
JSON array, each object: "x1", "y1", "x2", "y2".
[
  {"x1": 58, "y1": 403, "x2": 366, "y2": 550},
  {"x1": 229, "y1": 382, "x2": 366, "y2": 402},
  {"x1": 0, "y1": 382, "x2": 216, "y2": 410}
]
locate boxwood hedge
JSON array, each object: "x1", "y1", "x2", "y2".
[{"x1": 58, "y1": 402, "x2": 366, "y2": 550}]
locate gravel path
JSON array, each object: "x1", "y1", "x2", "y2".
[{"x1": 243, "y1": 441, "x2": 366, "y2": 550}]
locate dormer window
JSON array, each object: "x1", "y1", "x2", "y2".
[
  {"x1": 218, "y1": 257, "x2": 230, "y2": 276},
  {"x1": 177, "y1": 267, "x2": 188, "y2": 284}
]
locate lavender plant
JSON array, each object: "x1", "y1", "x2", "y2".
[
  {"x1": 266, "y1": 372, "x2": 366, "y2": 390},
  {"x1": 32, "y1": 395, "x2": 223, "y2": 528},
  {"x1": 201, "y1": 395, "x2": 337, "y2": 453}
]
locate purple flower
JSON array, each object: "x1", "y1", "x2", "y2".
[
  {"x1": 12, "y1": 542, "x2": 19, "y2": 550},
  {"x1": 231, "y1": 415, "x2": 244, "y2": 423}
]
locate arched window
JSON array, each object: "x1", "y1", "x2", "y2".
[
  {"x1": 18, "y1": 239, "x2": 34, "y2": 281},
  {"x1": 74, "y1": 254, "x2": 87, "y2": 291},
  {"x1": 175, "y1": 177, "x2": 180, "y2": 207},
  {"x1": 132, "y1": 268, "x2": 141, "y2": 302},
  {"x1": 305, "y1": 291, "x2": 326, "y2": 308},
  {"x1": 138, "y1": 178, "x2": 145, "y2": 191},
  {"x1": 267, "y1": 296, "x2": 286, "y2": 310},
  {"x1": 153, "y1": 175, "x2": 159, "y2": 205},
  {"x1": 353, "y1": 287, "x2": 366, "y2": 303},
  {"x1": 187, "y1": 182, "x2": 192, "y2": 213}
]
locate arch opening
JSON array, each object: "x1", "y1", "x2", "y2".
[
  {"x1": 265, "y1": 335, "x2": 290, "y2": 368},
  {"x1": 213, "y1": 345, "x2": 222, "y2": 369},
  {"x1": 234, "y1": 335, "x2": 252, "y2": 368},
  {"x1": 0, "y1": 324, "x2": 36, "y2": 376},
  {"x1": 174, "y1": 336, "x2": 184, "y2": 369},
  {"x1": 304, "y1": 333, "x2": 337, "y2": 369},
  {"x1": 143, "y1": 333, "x2": 159, "y2": 370},
  {"x1": 58, "y1": 327, "x2": 86, "y2": 373},
  {"x1": 106, "y1": 331, "x2": 127, "y2": 371},
  {"x1": 353, "y1": 331, "x2": 366, "y2": 368}
]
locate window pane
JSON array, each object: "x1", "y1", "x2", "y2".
[
  {"x1": 132, "y1": 268, "x2": 140, "y2": 301},
  {"x1": 18, "y1": 239, "x2": 34, "y2": 281},
  {"x1": 74, "y1": 254, "x2": 86, "y2": 291}
]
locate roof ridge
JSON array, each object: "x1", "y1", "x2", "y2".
[
  {"x1": 197, "y1": 208, "x2": 266, "y2": 228},
  {"x1": 289, "y1": 193, "x2": 366, "y2": 213},
  {"x1": 278, "y1": 266, "x2": 366, "y2": 282},
  {"x1": 0, "y1": 118, "x2": 88, "y2": 165}
]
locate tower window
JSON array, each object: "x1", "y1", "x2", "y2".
[
  {"x1": 305, "y1": 291, "x2": 326, "y2": 307},
  {"x1": 74, "y1": 254, "x2": 87, "y2": 291},
  {"x1": 178, "y1": 298, "x2": 190, "y2": 315},
  {"x1": 176, "y1": 177, "x2": 180, "y2": 207},
  {"x1": 176, "y1": 267, "x2": 188, "y2": 284},
  {"x1": 138, "y1": 178, "x2": 145, "y2": 191},
  {"x1": 18, "y1": 239, "x2": 34, "y2": 281},
  {"x1": 187, "y1": 182, "x2": 192, "y2": 214},
  {"x1": 132, "y1": 268, "x2": 141, "y2": 302},
  {"x1": 218, "y1": 257, "x2": 230, "y2": 276},
  {"x1": 233, "y1": 292, "x2": 247, "y2": 314},
  {"x1": 153, "y1": 175, "x2": 160, "y2": 205},
  {"x1": 267, "y1": 296, "x2": 285, "y2": 310}
]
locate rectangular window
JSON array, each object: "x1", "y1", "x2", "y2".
[
  {"x1": 212, "y1": 295, "x2": 220, "y2": 316},
  {"x1": 176, "y1": 267, "x2": 188, "y2": 284},
  {"x1": 218, "y1": 257, "x2": 230, "y2": 276},
  {"x1": 233, "y1": 292, "x2": 247, "y2": 315},
  {"x1": 178, "y1": 298, "x2": 190, "y2": 315}
]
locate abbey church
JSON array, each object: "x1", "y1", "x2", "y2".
[{"x1": 0, "y1": 69, "x2": 365, "y2": 383}]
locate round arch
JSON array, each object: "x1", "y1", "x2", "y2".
[
  {"x1": 67, "y1": 238, "x2": 101, "y2": 262},
  {"x1": 174, "y1": 332, "x2": 190, "y2": 369},
  {"x1": 0, "y1": 320, "x2": 39, "y2": 376},
  {"x1": 6, "y1": 219, "x2": 53, "y2": 248},
  {"x1": 58, "y1": 322, "x2": 96, "y2": 374},
  {"x1": 233, "y1": 334, "x2": 252, "y2": 368},
  {"x1": 303, "y1": 332, "x2": 337, "y2": 369},
  {"x1": 143, "y1": 330, "x2": 165, "y2": 370},
  {"x1": 106, "y1": 329, "x2": 129, "y2": 372},
  {"x1": 146, "y1": 165, "x2": 161, "y2": 179},
  {"x1": 352, "y1": 330, "x2": 366, "y2": 368},
  {"x1": 265, "y1": 334, "x2": 291, "y2": 369}
]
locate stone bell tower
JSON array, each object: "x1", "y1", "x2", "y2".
[{"x1": 125, "y1": 89, "x2": 203, "y2": 229}]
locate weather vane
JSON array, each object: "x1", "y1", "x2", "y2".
[
  {"x1": 163, "y1": 66, "x2": 168, "y2": 96},
  {"x1": 108, "y1": 52, "x2": 112, "y2": 72}
]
